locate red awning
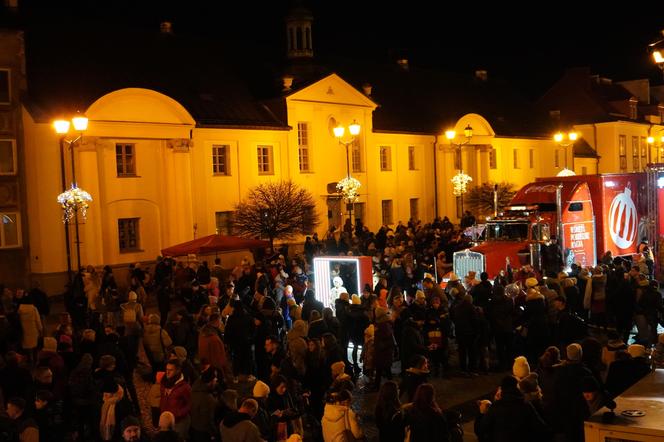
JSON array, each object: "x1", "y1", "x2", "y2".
[{"x1": 161, "y1": 234, "x2": 270, "y2": 257}]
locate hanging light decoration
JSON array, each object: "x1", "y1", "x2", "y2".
[
  {"x1": 451, "y1": 172, "x2": 473, "y2": 196},
  {"x1": 57, "y1": 184, "x2": 92, "y2": 223},
  {"x1": 556, "y1": 168, "x2": 576, "y2": 177},
  {"x1": 336, "y1": 176, "x2": 361, "y2": 202}
]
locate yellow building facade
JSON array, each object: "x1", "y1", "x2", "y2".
[{"x1": 21, "y1": 73, "x2": 582, "y2": 293}]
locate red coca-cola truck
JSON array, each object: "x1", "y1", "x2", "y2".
[{"x1": 453, "y1": 169, "x2": 664, "y2": 279}]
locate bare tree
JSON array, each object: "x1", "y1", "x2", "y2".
[
  {"x1": 234, "y1": 180, "x2": 320, "y2": 249},
  {"x1": 465, "y1": 182, "x2": 517, "y2": 217}
]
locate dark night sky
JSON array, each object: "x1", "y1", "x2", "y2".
[{"x1": 5, "y1": 1, "x2": 664, "y2": 99}]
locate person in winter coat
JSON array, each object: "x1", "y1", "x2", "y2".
[
  {"x1": 475, "y1": 376, "x2": 549, "y2": 442},
  {"x1": 401, "y1": 317, "x2": 429, "y2": 372},
  {"x1": 99, "y1": 380, "x2": 134, "y2": 441},
  {"x1": 18, "y1": 296, "x2": 43, "y2": 363},
  {"x1": 322, "y1": 389, "x2": 363, "y2": 442},
  {"x1": 346, "y1": 295, "x2": 369, "y2": 372},
  {"x1": 198, "y1": 314, "x2": 231, "y2": 381},
  {"x1": 372, "y1": 307, "x2": 394, "y2": 389},
  {"x1": 7, "y1": 397, "x2": 39, "y2": 442},
  {"x1": 143, "y1": 314, "x2": 173, "y2": 372},
  {"x1": 401, "y1": 355, "x2": 430, "y2": 402},
  {"x1": 402, "y1": 383, "x2": 449, "y2": 442},
  {"x1": 604, "y1": 345, "x2": 652, "y2": 397},
  {"x1": 251, "y1": 380, "x2": 273, "y2": 441},
  {"x1": 374, "y1": 381, "x2": 404, "y2": 442},
  {"x1": 301, "y1": 290, "x2": 324, "y2": 322},
  {"x1": 160, "y1": 359, "x2": 192, "y2": 440},
  {"x1": 488, "y1": 285, "x2": 514, "y2": 370},
  {"x1": 267, "y1": 375, "x2": 301, "y2": 440},
  {"x1": 307, "y1": 310, "x2": 328, "y2": 340},
  {"x1": 452, "y1": 294, "x2": 479, "y2": 374},
  {"x1": 521, "y1": 288, "x2": 549, "y2": 364},
  {"x1": 37, "y1": 337, "x2": 67, "y2": 400},
  {"x1": 224, "y1": 300, "x2": 255, "y2": 379},
  {"x1": 287, "y1": 320, "x2": 308, "y2": 377},
  {"x1": 189, "y1": 368, "x2": 219, "y2": 442},
  {"x1": 220, "y1": 398, "x2": 263, "y2": 442}
]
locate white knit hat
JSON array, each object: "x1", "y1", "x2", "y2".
[
  {"x1": 252, "y1": 380, "x2": 270, "y2": 398},
  {"x1": 512, "y1": 356, "x2": 531, "y2": 380}
]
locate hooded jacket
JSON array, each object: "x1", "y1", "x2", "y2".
[
  {"x1": 198, "y1": 324, "x2": 228, "y2": 373},
  {"x1": 190, "y1": 378, "x2": 218, "y2": 434},
  {"x1": 160, "y1": 375, "x2": 192, "y2": 422},
  {"x1": 220, "y1": 412, "x2": 263, "y2": 442},
  {"x1": 321, "y1": 403, "x2": 363, "y2": 442}
]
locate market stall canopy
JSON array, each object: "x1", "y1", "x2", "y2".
[{"x1": 161, "y1": 234, "x2": 270, "y2": 257}]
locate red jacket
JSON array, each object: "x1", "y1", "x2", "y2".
[
  {"x1": 198, "y1": 325, "x2": 228, "y2": 372},
  {"x1": 160, "y1": 376, "x2": 191, "y2": 421}
]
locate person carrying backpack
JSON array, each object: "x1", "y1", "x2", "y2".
[{"x1": 120, "y1": 291, "x2": 144, "y2": 336}]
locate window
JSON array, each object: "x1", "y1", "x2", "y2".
[
  {"x1": 257, "y1": 145, "x2": 274, "y2": 175},
  {"x1": 381, "y1": 200, "x2": 393, "y2": 226},
  {"x1": 0, "y1": 139, "x2": 16, "y2": 175},
  {"x1": 619, "y1": 135, "x2": 627, "y2": 171},
  {"x1": 408, "y1": 146, "x2": 416, "y2": 170},
  {"x1": 513, "y1": 149, "x2": 520, "y2": 169},
  {"x1": 379, "y1": 146, "x2": 392, "y2": 171},
  {"x1": 297, "y1": 122, "x2": 311, "y2": 172},
  {"x1": 640, "y1": 137, "x2": 647, "y2": 167},
  {"x1": 554, "y1": 149, "x2": 559, "y2": 168},
  {"x1": 116, "y1": 143, "x2": 136, "y2": 176},
  {"x1": 351, "y1": 139, "x2": 363, "y2": 173},
  {"x1": 569, "y1": 203, "x2": 584, "y2": 212},
  {"x1": 0, "y1": 69, "x2": 9, "y2": 104},
  {"x1": 118, "y1": 218, "x2": 140, "y2": 252},
  {"x1": 0, "y1": 212, "x2": 20, "y2": 248},
  {"x1": 212, "y1": 145, "x2": 229, "y2": 175},
  {"x1": 530, "y1": 149, "x2": 535, "y2": 168},
  {"x1": 409, "y1": 198, "x2": 419, "y2": 221},
  {"x1": 632, "y1": 136, "x2": 639, "y2": 171},
  {"x1": 489, "y1": 148, "x2": 497, "y2": 169},
  {"x1": 215, "y1": 211, "x2": 234, "y2": 235}
]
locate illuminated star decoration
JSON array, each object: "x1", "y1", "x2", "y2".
[
  {"x1": 336, "y1": 176, "x2": 361, "y2": 202},
  {"x1": 451, "y1": 172, "x2": 473, "y2": 196},
  {"x1": 57, "y1": 184, "x2": 92, "y2": 223}
]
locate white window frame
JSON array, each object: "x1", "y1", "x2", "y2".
[
  {"x1": 619, "y1": 135, "x2": 627, "y2": 171},
  {"x1": 409, "y1": 198, "x2": 419, "y2": 221},
  {"x1": 118, "y1": 217, "x2": 141, "y2": 253},
  {"x1": 379, "y1": 145, "x2": 392, "y2": 171},
  {"x1": 0, "y1": 211, "x2": 21, "y2": 248},
  {"x1": 257, "y1": 145, "x2": 274, "y2": 175},
  {"x1": 632, "y1": 136, "x2": 639, "y2": 171},
  {"x1": 351, "y1": 139, "x2": 363, "y2": 173},
  {"x1": 408, "y1": 146, "x2": 417, "y2": 170},
  {"x1": 297, "y1": 122, "x2": 311, "y2": 172},
  {"x1": 0, "y1": 69, "x2": 10, "y2": 105},
  {"x1": 0, "y1": 139, "x2": 17, "y2": 176},
  {"x1": 489, "y1": 148, "x2": 497, "y2": 169},
  {"x1": 212, "y1": 144, "x2": 230, "y2": 175},
  {"x1": 116, "y1": 143, "x2": 136, "y2": 177}
]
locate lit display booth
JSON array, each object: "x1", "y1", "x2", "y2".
[
  {"x1": 313, "y1": 256, "x2": 373, "y2": 309},
  {"x1": 585, "y1": 369, "x2": 664, "y2": 442}
]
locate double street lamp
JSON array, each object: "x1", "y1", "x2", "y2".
[
  {"x1": 333, "y1": 120, "x2": 361, "y2": 227},
  {"x1": 446, "y1": 124, "x2": 473, "y2": 215},
  {"x1": 53, "y1": 114, "x2": 91, "y2": 280},
  {"x1": 554, "y1": 131, "x2": 578, "y2": 176}
]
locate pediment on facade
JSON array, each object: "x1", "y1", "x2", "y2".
[
  {"x1": 86, "y1": 88, "x2": 196, "y2": 126},
  {"x1": 287, "y1": 73, "x2": 377, "y2": 109}
]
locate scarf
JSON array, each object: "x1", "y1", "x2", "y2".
[{"x1": 100, "y1": 385, "x2": 124, "y2": 441}]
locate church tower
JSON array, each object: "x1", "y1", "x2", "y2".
[{"x1": 285, "y1": 2, "x2": 313, "y2": 59}]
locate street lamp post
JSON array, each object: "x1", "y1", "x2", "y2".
[
  {"x1": 53, "y1": 114, "x2": 89, "y2": 278},
  {"x1": 446, "y1": 124, "x2": 473, "y2": 216},
  {"x1": 554, "y1": 131, "x2": 578, "y2": 176},
  {"x1": 334, "y1": 120, "x2": 361, "y2": 227}
]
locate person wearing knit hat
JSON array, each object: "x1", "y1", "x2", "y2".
[
  {"x1": 331, "y1": 361, "x2": 346, "y2": 378},
  {"x1": 566, "y1": 343, "x2": 583, "y2": 362},
  {"x1": 128, "y1": 291, "x2": 138, "y2": 302},
  {"x1": 448, "y1": 273, "x2": 460, "y2": 282},
  {"x1": 252, "y1": 380, "x2": 270, "y2": 398},
  {"x1": 351, "y1": 294, "x2": 362, "y2": 305},
  {"x1": 120, "y1": 415, "x2": 141, "y2": 441},
  {"x1": 286, "y1": 434, "x2": 303, "y2": 442},
  {"x1": 512, "y1": 356, "x2": 531, "y2": 380},
  {"x1": 172, "y1": 346, "x2": 187, "y2": 362},
  {"x1": 415, "y1": 290, "x2": 426, "y2": 304},
  {"x1": 42, "y1": 336, "x2": 57, "y2": 353},
  {"x1": 518, "y1": 372, "x2": 542, "y2": 404},
  {"x1": 339, "y1": 292, "x2": 350, "y2": 302}
]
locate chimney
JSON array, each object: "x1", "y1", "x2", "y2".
[
  {"x1": 362, "y1": 83, "x2": 372, "y2": 96},
  {"x1": 396, "y1": 58, "x2": 409, "y2": 71},
  {"x1": 160, "y1": 21, "x2": 173, "y2": 34},
  {"x1": 475, "y1": 70, "x2": 488, "y2": 81},
  {"x1": 282, "y1": 75, "x2": 294, "y2": 92}
]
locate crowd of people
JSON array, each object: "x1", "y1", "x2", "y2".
[{"x1": 0, "y1": 215, "x2": 662, "y2": 442}]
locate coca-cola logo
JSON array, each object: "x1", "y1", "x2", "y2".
[{"x1": 608, "y1": 185, "x2": 637, "y2": 249}]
